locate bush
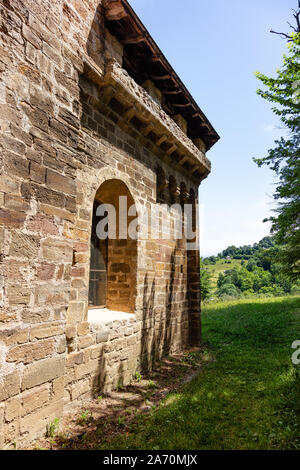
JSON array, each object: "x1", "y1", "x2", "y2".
[
  {"x1": 218, "y1": 283, "x2": 241, "y2": 299},
  {"x1": 290, "y1": 285, "x2": 300, "y2": 296}
]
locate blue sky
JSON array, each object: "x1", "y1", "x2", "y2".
[{"x1": 129, "y1": 0, "x2": 296, "y2": 256}]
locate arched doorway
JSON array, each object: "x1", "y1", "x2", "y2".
[{"x1": 88, "y1": 179, "x2": 137, "y2": 314}]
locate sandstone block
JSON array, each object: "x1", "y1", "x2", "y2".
[
  {"x1": 21, "y1": 384, "x2": 50, "y2": 416},
  {"x1": 27, "y1": 213, "x2": 58, "y2": 235},
  {"x1": 0, "y1": 209, "x2": 26, "y2": 229},
  {"x1": 6, "y1": 339, "x2": 55, "y2": 364},
  {"x1": 5, "y1": 396, "x2": 21, "y2": 423},
  {"x1": 9, "y1": 231, "x2": 40, "y2": 258},
  {"x1": 66, "y1": 351, "x2": 83, "y2": 368},
  {"x1": 77, "y1": 322, "x2": 90, "y2": 336},
  {"x1": 29, "y1": 161, "x2": 45, "y2": 184},
  {"x1": 90, "y1": 344, "x2": 104, "y2": 360},
  {"x1": 22, "y1": 23, "x2": 42, "y2": 49},
  {"x1": 3, "y1": 137, "x2": 26, "y2": 157},
  {"x1": 7, "y1": 286, "x2": 30, "y2": 306},
  {"x1": 57, "y1": 336, "x2": 67, "y2": 354},
  {"x1": 78, "y1": 334, "x2": 95, "y2": 350},
  {"x1": 66, "y1": 302, "x2": 85, "y2": 324},
  {"x1": 52, "y1": 376, "x2": 64, "y2": 400},
  {"x1": 71, "y1": 379, "x2": 89, "y2": 400},
  {"x1": 46, "y1": 169, "x2": 76, "y2": 196},
  {"x1": 0, "y1": 326, "x2": 30, "y2": 346},
  {"x1": 66, "y1": 325, "x2": 76, "y2": 341},
  {"x1": 0, "y1": 370, "x2": 21, "y2": 401},
  {"x1": 75, "y1": 359, "x2": 99, "y2": 381},
  {"x1": 30, "y1": 322, "x2": 64, "y2": 340},
  {"x1": 21, "y1": 308, "x2": 51, "y2": 324},
  {"x1": 36, "y1": 262, "x2": 56, "y2": 281},
  {"x1": 41, "y1": 238, "x2": 72, "y2": 262},
  {"x1": 22, "y1": 356, "x2": 65, "y2": 391},
  {"x1": 34, "y1": 284, "x2": 69, "y2": 307},
  {"x1": 20, "y1": 399, "x2": 63, "y2": 436}
]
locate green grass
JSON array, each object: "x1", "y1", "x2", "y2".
[
  {"x1": 96, "y1": 296, "x2": 300, "y2": 450},
  {"x1": 204, "y1": 259, "x2": 242, "y2": 292}
]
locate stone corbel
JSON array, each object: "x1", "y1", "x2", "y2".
[
  {"x1": 103, "y1": 0, "x2": 128, "y2": 21},
  {"x1": 83, "y1": 57, "x2": 212, "y2": 182}
]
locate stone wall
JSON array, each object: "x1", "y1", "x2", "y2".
[{"x1": 0, "y1": 0, "x2": 205, "y2": 449}]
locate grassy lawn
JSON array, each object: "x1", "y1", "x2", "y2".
[
  {"x1": 94, "y1": 296, "x2": 300, "y2": 450},
  {"x1": 40, "y1": 296, "x2": 300, "y2": 451}
]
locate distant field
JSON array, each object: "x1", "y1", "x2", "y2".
[{"x1": 203, "y1": 259, "x2": 242, "y2": 292}]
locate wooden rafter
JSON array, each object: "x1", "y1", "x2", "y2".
[{"x1": 103, "y1": 0, "x2": 220, "y2": 150}]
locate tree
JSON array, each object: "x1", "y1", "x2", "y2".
[
  {"x1": 270, "y1": 1, "x2": 300, "y2": 41},
  {"x1": 218, "y1": 283, "x2": 241, "y2": 299},
  {"x1": 254, "y1": 6, "x2": 300, "y2": 281},
  {"x1": 200, "y1": 262, "x2": 213, "y2": 301}
]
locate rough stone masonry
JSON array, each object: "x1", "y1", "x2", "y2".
[{"x1": 0, "y1": 0, "x2": 219, "y2": 449}]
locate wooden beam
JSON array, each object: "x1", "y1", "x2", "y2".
[
  {"x1": 156, "y1": 135, "x2": 168, "y2": 146},
  {"x1": 173, "y1": 103, "x2": 191, "y2": 108},
  {"x1": 178, "y1": 155, "x2": 188, "y2": 165},
  {"x1": 121, "y1": 35, "x2": 145, "y2": 45},
  {"x1": 141, "y1": 122, "x2": 154, "y2": 136},
  {"x1": 166, "y1": 144, "x2": 177, "y2": 156},
  {"x1": 150, "y1": 74, "x2": 171, "y2": 81},
  {"x1": 123, "y1": 107, "x2": 136, "y2": 121},
  {"x1": 190, "y1": 165, "x2": 199, "y2": 174},
  {"x1": 103, "y1": 0, "x2": 127, "y2": 21},
  {"x1": 162, "y1": 89, "x2": 181, "y2": 95}
]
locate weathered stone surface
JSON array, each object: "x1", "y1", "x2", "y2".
[
  {"x1": 0, "y1": 0, "x2": 205, "y2": 450},
  {"x1": 46, "y1": 169, "x2": 76, "y2": 196},
  {"x1": 71, "y1": 379, "x2": 89, "y2": 400},
  {"x1": 9, "y1": 232, "x2": 40, "y2": 258},
  {"x1": 0, "y1": 371, "x2": 21, "y2": 402},
  {"x1": 0, "y1": 327, "x2": 30, "y2": 346},
  {"x1": 5, "y1": 396, "x2": 21, "y2": 423},
  {"x1": 22, "y1": 356, "x2": 65, "y2": 391},
  {"x1": 41, "y1": 239, "x2": 72, "y2": 262},
  {"x1": 0, "y1": 405, "x2": 4, "y2": 449},
  {"x1": 21, "y1": 385, "x2": 50, "y2": 416},
  {"x1": 6, "y1": 339, "x2": 55, "y2": 364},
  {"x1": 66, "y1": 302, "x2": 85, "y2": 324},
  {"x1": 0, "y1": 209, "x2": 26, "y2": 228},
  {"x1": 20, "y1": 399, "x2": 64, "y2": 436},
  {"x1": 26, "y1": 214, "x2": 58, "y2": 235},
  {"x1": 34, "y1": 284, "x2": 69, "y2": 307},
  {"x1": 30, "y1": 322, "x2": 64, "y2": 340},
  {"x1": 7, "y1": 286, "x2": 31, "y2": 306}
]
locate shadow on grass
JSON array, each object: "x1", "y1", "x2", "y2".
[
  {"x1": 35, "y1": 349, "x2": 210, "y2": 450},
  {"x1": 91, "y1": 296, "x2": 300, "y2": 450},
  {"x1": 36, "y1": 297, "x2": 300, "y2": 450}
]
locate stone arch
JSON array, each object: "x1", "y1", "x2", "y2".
[
  {"x1": 81, "y1": 165, "x2": 143, "y2": 217},
  {"x1": 88, "y1": 177, "x2": 138, "y2": 313}
]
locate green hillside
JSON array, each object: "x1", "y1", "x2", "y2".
[{"x1": 202, "y1": 259, "x2": 242, "y2": 293}]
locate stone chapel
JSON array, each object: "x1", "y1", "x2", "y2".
[{"x1": 0, "y1": 0, "x2": 219, "y2": 448}]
